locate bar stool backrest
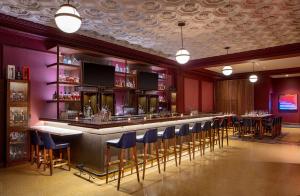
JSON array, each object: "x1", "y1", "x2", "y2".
[
  {"x1": 30, "y1": 130, "x2": 43, "y2": 146},
  {"x1": 232, "y1": 116, "x2": 238, "y2": 123},
  {"x1": 179, "y1": 124, "x2": 190, "y2": 136},
  {"x1": 212, "y1": 119, "x2": 219, "y2": 129},
  {"x1": 143, "y1": 129, "x2": 158, "y2": 143},
  {"x1": 191, "y1": 122, "x2": 201, "y2": 133},
  {"x1": 202, "y1": 121, "x2": 211, "y2": 131},
  {"x1": 118, "y1": 132, "x2": 137, "y2": 149},
  {"x1": 178, "y1": 124, "x2": 190, "y2": 136},
  {"x1": 163, "y1": 126, "x2": 175, "y2": 139},
  {"x1": 219, "y1": 118, "x2": 227, "y2": 128},
  {"x1": 40, "y1": 132, "x2": 56, "y2": 149}
]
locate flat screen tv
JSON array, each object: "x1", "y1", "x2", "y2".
[
  {"x1": 279, "y1": 94, "x2": 298, "y2": 111},
  {"x1": 138, "y1": 72, "x2": 158, "y2": 90},
  {"x1": 82, "y1": 62, "x2": 115, "y2": 88}
]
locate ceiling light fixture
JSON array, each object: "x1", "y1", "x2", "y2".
[
  {"x1": 222, "y1": 47, "x2": 233, "y2": 76},
  {"x1": 55, "y1": 0, "x2": 82, "y2": 33},
  {"x1": 249, "y1": 62, "x2": 258, "y2": 83},
  {"x1": 175, "y1": 21, "x2": 190, "y2": 64}
]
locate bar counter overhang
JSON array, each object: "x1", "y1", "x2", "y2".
[{"x1": 32, "y1": 114, "x2": 229, "y2": 170}]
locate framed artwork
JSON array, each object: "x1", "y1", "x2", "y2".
[
  {"x1": 279, "y1": 94, "x2": 298, "y2": 111},
  {"x1": 22, "y1": 65, "x2": 30, "y2": 80},
  {"x1": 7, "y1": 65, "x2": 15, "y2": 80}
]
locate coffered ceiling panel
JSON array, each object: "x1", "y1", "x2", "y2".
[{"x1": 0, "y1": 0, "x2": 299, "y2": 60}]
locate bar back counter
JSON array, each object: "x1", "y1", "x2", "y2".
[{"x1": 32, "y1": 114, "x2": 229, "y2": 170}]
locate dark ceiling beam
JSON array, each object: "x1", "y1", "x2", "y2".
[
  {"x1": 0, "y1": 13, "x2": 178, "y2": 69},
  {"x1": 184, "y1": 43, "x2": 300, "y2": 70}
]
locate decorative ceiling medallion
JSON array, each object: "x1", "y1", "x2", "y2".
[
  {"x1": 107, "y1": 16, "x2": 123, "y2": 26},
  {"x1": 200, "y1": 0, "x2": 226, "y2": 8},
  {"x1": 143, "y1": 15, "x2": 158, "y2": 26},
  {"x1": 124, "y1": 9, "x2": 141, "y2": 21},
  {"x1": 214, "y1": 3, "x2": 239, "y2": 17},
  {"x1": 160, "y1": 10, "x2": 177, "y2": 21},
  {"x1": 83, "y1": 8, "x2": 103, "y2": 19},
  {"x1": 33, "y1": 15, "x2": 52, "y2": 23},
  {"x1": 163, "y1": 0, "x2": 183, "y2": 5},
  {"x1": 193, "y1": 11, "x2": 212, "y2": 21},
  {"x1": 178, "y1": 2, "x2": 199, "y2": 14},
  {"x1": 142, "y1": 1, "x2": 161, "y2": 12},
  {"x1": 57, "y1": 0, "x2": 80, "y2": 8},
  {"x1": 100, "y1": 0, "x2": 120, "y2": 13},
  {"x1": 1, "y1": 5, "x2": 30, "y2": 17},
  {"x1": 15, "y1": 0, "x2": 40, "y2": 9}
]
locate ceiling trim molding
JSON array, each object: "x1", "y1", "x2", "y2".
[
  {"x1": 0, "y1": 13, "x2": 178, "y2": 69},
  {"x1": 184, "y1": 43, "x2": 300, "y2": 70},
  {"x1": 219, "y1": 67, "x2": 300, "y2": 80}
]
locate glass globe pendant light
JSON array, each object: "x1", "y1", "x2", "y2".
[
  {"x1": 222, "y1": 47, "x2": 233, "y2": 76},
  {"x1": 55, "y1": 0, "x2": 82, "y2": 33},
  {"x1": 249, "y1": 62, "x2": 258, "y2": 83},
  {"x1": 175, "y1": 21, "x2": 190, "y2": 64}
]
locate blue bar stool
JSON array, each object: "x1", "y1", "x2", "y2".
[
  {"x1": 136, "y1": 128, "x2": 160, "y2": 179},
  {"x1": 201, "y1": 121, "x2": 212, "y2": 154},
  {"x1": 40, "y1": 132, "x2": 70, "y2": 176},
  {"x1": 175, "y1": 124, "x2": 191, "y2": 165},
  {"x1": 30, "y1": 130, "x2": 44, "y2": 168},
  {"x1": 189, "y1": 122, "x2": 202, "y2": 159},
  {"x1": 157, "y1": 126, "x2": 177, "y2": 171},
  {"x1": 105, "y1": 132, "x2": 140, "y2": 190}
]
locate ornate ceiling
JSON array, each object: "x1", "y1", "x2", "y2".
[{"x1": 0, "y1": 0, "x2": 299, "y2": 60}]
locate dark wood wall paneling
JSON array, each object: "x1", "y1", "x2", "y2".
[
  {"x1": 215, "y1": 79, "x2": 254, "y2": 115},
  {"x1": 0, "y1": 43, "x2": 4, "y2": 166}
]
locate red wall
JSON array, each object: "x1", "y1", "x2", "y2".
[
  {"x1": 184, "y1": 78, "x2": 199, "y2": 112},
  {"x1": 3, "y1": 45, "x2": 56, "y2": 125},
  {"x1": 271, "y1": 77, "x2": 300, "y2": 123},
  {"x1": 254, "y1": 77, "x2": 272, "y2": 111},
  {"x1": 201, "y1": 81, "x2": 214, "y2": 112}
]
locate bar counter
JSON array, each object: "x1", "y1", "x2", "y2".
[{"x1": 32, "y1": 114, "x2": 232, "y2": 170}]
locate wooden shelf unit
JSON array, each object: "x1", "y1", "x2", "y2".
[
  {"x1": 6, "y1": 80, "x2": 30, "y2": 166},
  {"x1": 46, "y1": 45, "x2": 81, "y2": 120}
]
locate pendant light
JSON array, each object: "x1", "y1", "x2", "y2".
[
  {"x1": 222, "y1": 47, "x2": 233, "y2": 76},
  {"x1": 55, "y1": 0, "x2": 82, "y2": 33},
  {"x1": 175, "y1": 21, "x2": 190, "y2": 64},
  {"x1": 249, "y1": 62, "x2": 258, "y2": 83}
]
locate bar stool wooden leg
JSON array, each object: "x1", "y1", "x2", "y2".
[
  {"x1": 198, "y1": 132, "x2": 202, "y2": 156},
  {"x1": 192, "y1": 133, "x2": 195, "y2": 159},
  {"x1": 142, "y1": 143, "x2": 148, "y2": 180},
  {"x1": 133, "y1": 146, "x2": 140, "y2": 182},
  {"x1": 188, "y1": 137, "x2": 192, "y2": 161},
  {"x1": 49, "y1": 149, "x2": 53, "y2": 176},
  {"x1": 67, "y1": 147, "x2": 71, "y2": 171},
  {"x1": 173, "y1": 138, "x2": 178, "y2": 167},
  {"x1": 179, "y1": 137, "x2": 183, "y2": 165},
  {"x1": 226, "y1": 127, "x2": 229, "y2": 146},
  {"x1": 30, "y1": 144, "x2": 35, "y2": 164},
  {"x1": 221, "y1": 127, "x2": 224, "y2": 148},
  {"x1": 217, "y1": 128, "x2": 221, "y2": 149},
  {"x1": 106, "y1": 145, "x2": 111, "y2": 184},
  {"x1": 163, "y1": 140, "x2": 167, "y2": 171},
  {"x1": 155, "y1": 142, "x2": 161, "y2": 174},
  {"x1": 117, "y1": 149, "x2": 124, "y2": 190}
]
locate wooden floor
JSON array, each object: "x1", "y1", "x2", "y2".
[{"x1": 1, "y1": 127, "x2": 300, "y2": 196}]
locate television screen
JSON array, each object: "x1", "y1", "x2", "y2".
[
  {"x1": 82, "y1": 63, "x2": 115, "y2": 88},
  {"x1": 138, "y1": 72, "x2": 158, "y2": 90},
  {"x1": 279, "y1": 94, "x2": 298, "y2": 111}
]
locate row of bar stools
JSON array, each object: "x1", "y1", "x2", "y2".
[
  {"x1": 105, "y1": 132, "x2": 140, "y2": 190},
  {"x1": 176, "y1": 124, "x2": 192, "y2": 165},
  {"x1": 158, "y1": 126, "x2": 178, "y2": 171},
  {"x1": 136, "y1": 128, "x2": 161, "y2": 180},
  {"x1": 40, "y1": 132, "x2": 71, "y2": 176}
]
